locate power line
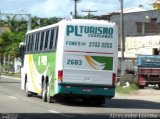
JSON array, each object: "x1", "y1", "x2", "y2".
[
  {"x1": 94, "y1": 0, "x2": 151, "y2": 15},
  {"x1": 82, "y1": 10, "x2": 97, "y2": 19}
]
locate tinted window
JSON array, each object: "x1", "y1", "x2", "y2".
[
  {"x1": 44, "y1": 30, "x2": 49, "y2": 50},
  {"x1": 25, "y1": 35, "x2": 29, "y2": 52},
  {"x1": 30, "y1": 34, "x2": 34, "y2": 51},
  {"x1": 28, "y1": 35, "x2": 31, "y2": 52},
  {"x1": 35, "y1": 32, "x2": 40, "y2": 51},
  {"x1": 49, "y1": 29, "x2": 54, "y2": 50},
  {"x1": 54, "y1": 28, "x2": 59, "y2": 48},
  {"x1": 40, "y1": 32, "x2": 44, "y2": 51}
]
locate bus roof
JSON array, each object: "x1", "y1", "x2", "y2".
[{"x1": 26, "y1": 19, "x2": 116, "y2": 34}]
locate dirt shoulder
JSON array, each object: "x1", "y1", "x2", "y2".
[{"x1": 115, "y1": 85, "x2": 160, "y2": 103}]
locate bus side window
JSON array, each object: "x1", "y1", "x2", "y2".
[
  {"x1": 25, "y1": 36, "x2": 28, "y2": 53},
  {"x1": 30, "y1": 34, "x2": 34, "y2": 51},
  {"x1": 40, "y1": 31, "x2": 44, "y2": 51},
  {"x1": 25, "y1": 35, "x2": 28, "y2": 53},
  {"x1": 28, "y1": 35, "x2": 31, "y2": 52},
  {"x1": 35, "y1": 32, "x2": 40, "y2": 51},
  {"x1": 32, "y1": 34, "x2": 36, "y2": 52},
  {"x1": 44, "y1": 30, "x2": 49, "y2": 50},
  {"x1": 29, "y1": 34, "x2": 33, "y2": 52},
  {"x1": 54, "y1": 27, "x2": 59, "y2": 48},
  {"x1": 47, "y1": 30, "x2": 51, "y2": 50},
  {"x1": 49, "y1": 29, "x2": 54, "y2": 50}
]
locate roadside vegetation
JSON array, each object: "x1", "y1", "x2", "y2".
[
  {"x1": 1, "y1": 72, "x2": 21, "y2": 78},
  {"x1": 116, "y1": 83, "x2": 138, "y2": 94},
  {"x1": 116, "y1": 75, "x2": 139, "y2": 94},
  {"x1": 0, "y1": 16, "x2": 61, "y2": 73}
]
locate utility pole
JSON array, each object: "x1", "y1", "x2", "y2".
[
  {"x1": 27, "y1": 14, "x2": 31, "y2": 31},
  {"x1": 82, "y1": 10, "x2": 97, "y2": 19},
  {"x1": 119, "y1": 0, "x2": 125, "y2": 76},
  {"x1": 0, "y1": 11, "x2": 1, "y2": 75},
  {"x1": 72, "y1": 0, "x2": 80, "y2": 19}
]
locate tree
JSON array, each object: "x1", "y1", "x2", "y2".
[
  {"x1": 0, "y1": 16, "x2": 61, "y2": 71},
  {"x1": 0, "y1": 31, "x2": 25, "y2": 58},
  {"x1": 0, "y1": 16, "x2": 61, "y2": 57},
  {"x1": 6, "y1": 15, "x2": 20, "y2": 32},
  {"x1": 31, "y1": 16, "x2": 61, "y2": 29}
]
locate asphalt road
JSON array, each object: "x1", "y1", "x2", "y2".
[{"x1": 0, "y1": 77, "x2": 160, "y2": 119}]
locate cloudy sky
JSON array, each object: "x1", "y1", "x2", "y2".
[{"x1": 0, "y1": 0, "x2": 153, "y2": 18}]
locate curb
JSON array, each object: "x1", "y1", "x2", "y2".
[{"x1": 1, "y1": 75, "x2": 21, "y2": 80}]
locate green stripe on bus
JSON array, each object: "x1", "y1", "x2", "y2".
[{"x1": 91, "y1": 56, "x2": 113, "y2": 70}]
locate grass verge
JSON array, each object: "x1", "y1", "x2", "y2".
[
  {"x1": 1, "y1": 72, "x2": 21, "y2": 78},
  {"x1": 116, "y1": 83, "x2": 138, "y2": 94}
]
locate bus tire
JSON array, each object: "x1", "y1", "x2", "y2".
[
  {"x1": 47, "y1": 95, "x2": 56, "y2": 103},
  {"x1": 47, "y1": 83, "x2": 51, "y2": 103},
  {"x1": 158, "y1": 84, "x2": 160, "y2": 89},
  {"x1": 25, "y1": 79, "x2": 32, "y2": 97},
  {"x1": 42, "y1": 81, "x2": 47, "y2": 102},
  {"x1": 47, "y1": 96, "x2": 52, "y2": 103},
  {"x1": 46, "y1": 83, "x2": 55, "y2": 103}
]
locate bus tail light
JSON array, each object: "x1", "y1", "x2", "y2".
[
  {"x1": 112, "y1": 73, "x2": 116, "y2": 85},
  {"x1": 58, "y1": 70, "x2": 63, "y2": 81}
]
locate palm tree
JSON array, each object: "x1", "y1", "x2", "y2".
[{"x1": 6, "y1": 15, "x2": 19, "y2": 32}]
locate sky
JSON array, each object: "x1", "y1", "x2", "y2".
[{"x1": 0, "y1": 0, "x2": 154, "y2": 18}]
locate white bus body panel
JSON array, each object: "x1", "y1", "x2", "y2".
[
  {"x1": 63, "y1": 69, "x2": 113, "y2": 85},
  {"x1": 56, "y1": 19, "x2": 118, "y2": 85}
]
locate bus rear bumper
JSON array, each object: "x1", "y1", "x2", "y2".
[{"x1": 58, "y1": 83, "x2": 115, "y2": 98}]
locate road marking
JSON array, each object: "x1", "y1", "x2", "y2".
[
  {"x1": 9, "y1": 96, "x2": 17, "y2": 99},
  {"x1": 48, "y1": 110, "x2": 60, "y2": 113},
  {"x1": 48, "y1": 110, "x2": 74, "y2": 118}
]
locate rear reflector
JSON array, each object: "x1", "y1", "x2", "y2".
[
  {"x1": 58, "y1": 70, "x2": 63, "y2": 81},
  {"x1": 112, "y1": 73, "x2": 116, "y2": 85}
]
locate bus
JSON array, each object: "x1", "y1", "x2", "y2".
[{"x1": 20, "y1": 19, "x2": 118, "y2": 105}]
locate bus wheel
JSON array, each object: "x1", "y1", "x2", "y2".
[
  {"x1": 47, "y1": 83, "x2": 51, "y2": 103},
  {"x1": 47, "y1": 84, "x2": 55, "y2": 103},
  {"x1": 25, "y1": 80, "x2": 32, "y2": 97},
  {"x1": 47, "y1": 94, "x2": 55, "y2": 103},
  {"x1": 42, "y1": 82, "x2": 47, "y2": 102},
  {"x1": 158, "y1": 84, "x2": 160, "y2": 89}
]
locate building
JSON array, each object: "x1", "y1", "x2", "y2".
[
  {"x1": 151, "y1": 0, "x2": 160, "y2": 10},
  {"x1": 95, "y1": 5, "x2": 160, "y2": 73}
]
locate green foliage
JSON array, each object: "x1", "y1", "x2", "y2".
[
  {"x1": 116, "y1": 83, "x2": 138, "y2": 94},
  {"x1": 31, "y1": 16, "x2": 61, "y2": 29},
  {"x1": 2, "y1": 72, "x2": 21, "y2": 77},
  {"x1": 0, "y1": 31, "x2": 25, "y2": 58},
  {"x1": 4, "y1": 15, "x2": 27, "y2": 32},
  {"x1": 0, "y1": 16, "x2": 61, "y2": 58}
]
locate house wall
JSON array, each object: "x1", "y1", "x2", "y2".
[
  {"x1": 111, "y1": 10, "x2": 160, "y2": 36},
  {"x1": 124, "y1": 35, "x2": 160, "y2": 58},
  {"x1": 111, "y1": 10, "x2": 160, "y2": 72}
]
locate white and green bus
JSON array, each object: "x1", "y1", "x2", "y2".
[{"x1": 21, "y1": 19, "x2": 118, "y2": 105}]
